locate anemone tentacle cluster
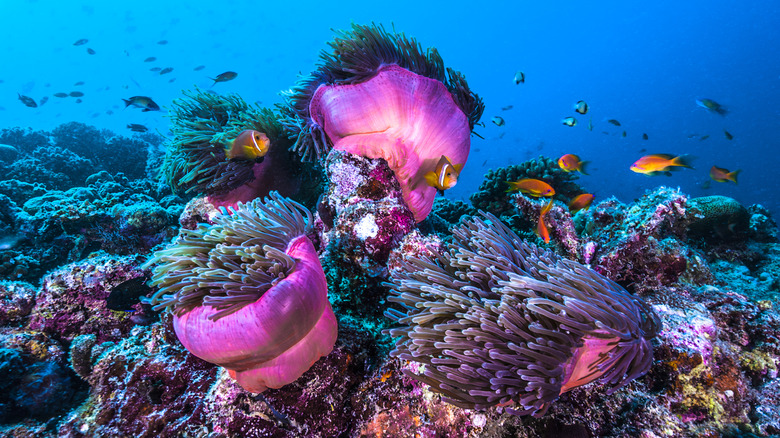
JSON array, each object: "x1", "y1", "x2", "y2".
[
  {"x1": 282, "y1": 23, "x2": 484, "y2": 222},
  {"x1": 163, "y1": 89, "x2": 295, "y2": 201},
  {"x1": 144, "y1": 192, "x2": 337, "y2": 393},
  {"x1": 385, "y1": 211, "x2": 660, "y2": 417}
]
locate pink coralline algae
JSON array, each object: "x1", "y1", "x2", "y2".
[
  {"x1": 310, "y1": 64, "x2": 471, "y2": 222},
  {"x1": 578, "y1": 187, "x2": 713, "y2": 291},
  {"x1": 315, "y1": 150, "x2": 417, "y2": 276},
  {"x1": 58, "y1": 323, "x2": 217, "y2": 438},
  {"x1": 26, "y1": 254, "x2": 153, "y2": 343},
  {"x1": 0, "y1": 281, "x2": 36, "y2": 326},
  {"x1": 146, "y1": 193, "x2": 337, "y2": 393}
]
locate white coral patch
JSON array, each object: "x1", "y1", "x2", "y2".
[{"x1": 355, "y1": 214, "x2": 379, "y2": 240}]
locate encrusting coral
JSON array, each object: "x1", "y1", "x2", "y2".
[
  {"x1": 282, "y1": 23, "x2": 484, "y2": 222},
  {"x1": 145, "y1": 192, "x2": 337, "y2": 393},
  {"x1": 385, "y1": 212, "x2": 660, "y2": 417}
]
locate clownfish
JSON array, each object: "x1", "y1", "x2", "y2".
[
  {"x1": 225, "y1": 130, "x2": 270, "y2": 162},
  {"x1": 568, "y1": 193, "x2": 594, "y2": 214},
  {"x1": 506, "y1": 179, "x2": 555, "y2": 197},
  {"x1": 537, "y1": 200, "x2": 554, "y2": 243},
  {"x1": 557, "y1": 154, "x2": 589, "y2": 175},
  {"x1": 710, "y1": 165, "x2": 740, "y2": 184},
  {"x1": 424, "y1": 155, "x2": 463, "y2": 193}
]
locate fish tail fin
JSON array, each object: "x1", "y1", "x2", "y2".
[
  {"x1": 715, "y1": 107, "x2": 728, "y2": 116},
  {"x1": 122, "y1": 99, "x2": 130, "y2": 108},
  {"x1": 672, "y1": 155, "x2": 695, "y2": 169},
  {"x1": 505, "y1": 181, "x2": 518, "y2": 193},
  {"x1": 579, "y1": 161, "x2": 589, "y2": 175},
  {"x1": 541, "y1": 199, "x2": 554, "y2": 215},
  {"x1": 729, "y1": 169, "x2": 741, "y2": 184}
]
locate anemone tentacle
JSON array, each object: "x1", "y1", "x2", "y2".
[
  {"x1": 385, "y1": 211, "x2": 660, "y2": 417},
  {"x1": 281, "y1": 23, "x2": 484, "y2": 163},
  {"x1": 144, "y1": 191, "x2": 312, "y2": 320},
  {"x1": 163, "y1": 88, "x2": 289, "y2": 196}
]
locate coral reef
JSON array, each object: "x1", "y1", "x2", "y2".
[
  {"x1": 575, "y1": 187, "x2": 713, "y2": 292},
  {"x1": 0, "y1": 281, "x2": 36, "y2": 326},
  {"x1": 688, "y1": 195, "x2": 751, "y2": 242},
  {"x1": 315, "y1": 150, "x2": 417, "y2": 277},
  {"x1": 26, "y1": 254, "x2": 154, "y2": 343},
  {"x1": 2, "y1": 23, "x2": 780, "y2": 438},
  {"x1": 0, "y1": 329, "x2": 86, "y2": 426},
  {"x1": 58, "y1": 323, "x2": 216, "y2": 438},
  {"x1": 0, "y1": 173, "x2": 180, "y2": 283},
  {"x1": 470, "y1": 156, "x2": 586, "y2": 219},
  {"x1": 1, "y1": 122, "x2": 157, "y2": 190},
  {"x1": 0, "y1": 122, "x2": 177, "y2": 284}
]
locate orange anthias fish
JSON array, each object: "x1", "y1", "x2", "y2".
[
  {"x1": 424, "y1": 155, "x2": 464, "y2": 193},
  {"x1": 225, "y1": 130, "x2": 270, "y2": 162},
  {"x1": 506, "y1": 179, "x2": 555, "y2": 197},
  {"x1": 568, "y1": 193, "x2": 594, "y2": 214},
  {"x1": 537, "y1": 200, "x2": 554, "y2": 243},
  {"x1": 557, "y1": 154, "x2": 589, "y2": 175},
  {"x1": 710, "y1": 165, "x2": 741, "y2": 184},
  {"x1": 630, "y1": 154, "x2": 693, "y2": 175}
]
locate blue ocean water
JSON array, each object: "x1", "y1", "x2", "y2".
[{"x1": 1, "y1": 0, "x2": 778, "y2": 216}]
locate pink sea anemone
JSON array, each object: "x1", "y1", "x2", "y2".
[
  {"x1": 309, "y1": 64, "x2": 470, "y2": 222},
  {"x1": 282, "y1": 24, "x2": 484, "y2": 222},
  {"x1": 164, "y1": 90, "x2": 313, "y2": 211},
  {"x1": 145, "y1": 193, "x2": 337, "y2": 392},
  {"x1": 385, "y1": 212, "x2": 659, "y2": 416}
]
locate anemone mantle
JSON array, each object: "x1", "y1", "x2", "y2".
[{"x1": 309, "y1": 64, "x2": 471, "y2": 222}]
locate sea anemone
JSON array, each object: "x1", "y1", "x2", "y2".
[
  {"x1": 163, "y1": 89, "x2": 304, "y2": 207},
  {"x1": 385, "y1": 212, "x2": 659, "y2": 417},
  {"x1": 145, "y1": 192, "x2": 337, "y2": 392},
  {"x1": 282, "y1": 23, "x2": 484, "y2": 222}
]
